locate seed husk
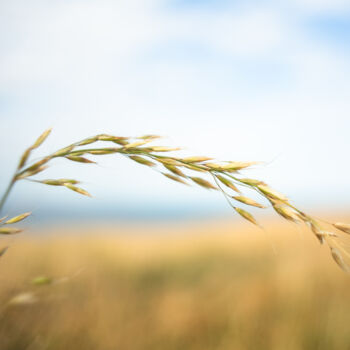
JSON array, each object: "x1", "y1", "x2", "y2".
[
  {"x1": 233, "y1": 196, "x2": 265, "y2": 208},
  {"x1": 64, "y1": 184, "x2": 91, "y2": 197},
  {"x1": 53, "y1": 145, "x2": 75, "y2": 157},
  {"x1": 239, "y1": 178, "x2": 263, "y2": 186},
  {"x1": 18, "y1": 149, "x2": 32, "y2": 169},
  {"x1": 129, "y1": 156, "x2": 156, "y2": 167},
  {"x1": 66, "y1": 156, "x2": 96, "y2": 164},
  {"x1": 5, "y1": 212, "x2": 31, "y2": 224},
  {"x1": 32, "y1": 128, "x2": 52, "y2": 149},
  {"x1": 162, "y1": 173, "x2": 188, "y2": 185},
  {"x1": 40, "y1": 179, "x2": 80, "y2": 186},
  {"x1": 190, "y1": 177, "x2": 217, "y2": 190},
  {"x1": 32, "y1": 276, "x2": 53, "y2": 286},
  {"x1": 216, "y1": 175, "x2": 241, "y2": 193},
  {"x1": 273, "y1": 205, "x2": 299, "y2": 222},
  {"x1": 76, "y1": 136, "x2": 98, "y2": 146},
  {"x1": 88, "y1": 149, "x2": 119, "y2": 155},
  {"x1": 0, "y1": 246, "x2": 8, "y2": 257},
  {"x1": 124, "y1": 140, "x2": 151, "y2": 149},
  {"x1": 17, "y1": 165, "x2": 48, "y2": 179},
  {"x1": 257, "y1": 184, "x2": 288, "y2": 202},
  {"x1": 333, "y1": 223, "x2": 350, "y2": 234},
  {"x1": 221, "y1": 161, "x2": 257, "y2": 171},
  {"x1": 330, "y1": 247, "x2": 349, "y2": 272},
  {"x1": 0, "y1": 227, "x2": 22, "y2": 235},
  {"x1": 164, "y1": 165, "x2": 186, "y2": 178},
  {"x1": 182, "y1": 156, "x2": 213, "y2": 163},
  {"x1": 234, "y1": 207, "x2": 258, "y2": 225},
  {"x1": 148, "y1": 146, "x2": 181, "y2": 152}
]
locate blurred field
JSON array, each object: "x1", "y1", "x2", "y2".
[{"x1": 1, "y1": 215, "x2": 350, "y2": 350}]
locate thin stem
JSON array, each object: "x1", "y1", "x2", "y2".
[{"x1": 0, "y1": 177, "x2": 16, "y2": 215}]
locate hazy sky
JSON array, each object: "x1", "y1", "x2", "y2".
[{"x1": 1, "y1": 0, "x2": 349, "y2": 218}]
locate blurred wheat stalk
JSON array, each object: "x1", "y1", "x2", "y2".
[{"x1": 1, "y1": 129, "x2": 350, "y2": 271}]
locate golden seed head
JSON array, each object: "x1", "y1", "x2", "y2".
[
  {"x1": 333, "y1": 223, "x2": 350, "y2": 234},
  {"x1": 5, "y1": 212, "x2": 31, "y2": 224},
  {"x1": 32, "y1": 128, "x2": 52, "y2": 149},
  {"x1": 233, "y1": 196, "x2": 265, "y2": 208},
  {"x1": 129, "y1": 156, "x2": 156, "y2": 167},
  {"x1": 216, "y1": 175, "x2": 241, "y2": 193},
  {"x1": 234, "y1": 207, "x2": 258, "y2": 225},
  {"x1": 190, "y1": 177, "x2": 217, "y2": 190},
  {"x1": 181, "y1": 156, "x2": 213, "y2": 163},
  {"x1": 257, "y1": 184, "x2": 288, "y2": 202}
]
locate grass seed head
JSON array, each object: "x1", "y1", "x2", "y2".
[
  {"x1": 257, "y1": 184, "x2": 288, "y2": 202},
  {"x1": 0, "y1": 246, "x2": 8, "y2": 257},
  {"x1": 234, "y1": 207, "x2": 258, "y2": 225},
  {"x1": 333, "y1": 223, "x2": 350, "y2": 234},
  {"x1": 66, "y1": 156, "x2": 96, "y2": 164},
  {"x1": 190, "y1": 177, "x2": 217, "y2": 190},
  {"x1": 64, "y1": 184, "x2": 92, "y2": 197},
  {"x1": 0, "y1": 227, "x2": 23, "y2": 235},
  {"x1": 32, "y1": 128, "x2": 52, "y2": 149},
  {"x1": 330, "y1": 247, "x2": 349, "y2": 272},
  {"x1": 129, "y1": 156, "x2": 156, "y2": 167},
  {"x1": 162, "y1": 173, "x2": 188, "y2": 185},
  {"x1": 5, "y1": 212, "x2": 31, "y2": 224},
  {"x1": 233, "y1": 196, "x2": 265, "y2": 208},
  {"x1": 181, "y1": 156, "x2": 213, "y2": 163},
  {"x1": 164, "y1": 165, "x2": 186, "y2": 178},
  {"x1": 239, "y1": 178, "x2": 264, "y2": 186},
  {"x1": 216, "y1": 175, "x2": 241, "y2": 193}
]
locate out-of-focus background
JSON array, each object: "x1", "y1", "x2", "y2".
[{"x1": 1, "y1": 0, "x2": 350, "y2": 349}]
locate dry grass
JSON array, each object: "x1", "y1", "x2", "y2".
[
  {"x1": 1, "y1": 129, "x2": 350, "y2": 271},
  {"x1": 1, "y1": 217, "x2": 350, "y2": 350}
]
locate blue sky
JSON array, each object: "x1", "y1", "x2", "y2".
[{"x1": 0, "y1": 0, "x2": 349, "y2": 220}]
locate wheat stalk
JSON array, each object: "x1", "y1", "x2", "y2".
[{"x1": 1, "y1": 129, "x2": 349, "y2": 271}]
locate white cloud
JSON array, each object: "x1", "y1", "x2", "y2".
[{"x1": 0, "y1": 0, "x2": 350, "y2": 209}]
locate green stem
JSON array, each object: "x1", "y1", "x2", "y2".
[{"x1": 0, "y1": 177, "x2": 16, "y2": 215}]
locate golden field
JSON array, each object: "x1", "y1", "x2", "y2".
[{"x1": 1, "y1": 215, "x2": 350, "y2": 350}]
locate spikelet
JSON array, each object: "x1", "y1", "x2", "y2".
[
  {"x1": 234, "y1": 207, "x2": 258, "y2": 225},
  {"x1": 232, "y1": 196, "x2": 265, "y2": 208},
  {"x1": 66, "y1": 156, "x2": 96, "y2": 164},
  {"x1": 162, "y1": 173, "x2": 188, "y2": 185},
  {"x1": 0, "y1": 246, "x2": 8, "y2": 257},
  {"x1": 124, "y1": 140, "x2": 152, "y2": 149},
  {"x1": 88, "y1": 148, "x2": 119, "y2": 155},
  {"x1": 333, "y1": 223, "x2": 350, "y2": 234},
  {"x1": 272, "y1": 205, "x2": 300, "y2": 223},
  {"x1": 148, "y1": 146, "x2": 181, "y2": 152},
  {"x1": 32, "y1": 128, "x2": 52, "y2": 149},
  {"x1": 257, "y1": 184, "x2": 288, "y2": 202},
  {"x1": 215, "y1": 175, "x2": 241, "y2": 193},
  {"x1": 129, "y1": 156, "x2": 156, "y2": 167},
  {"x1": 190, "y1": 177, "x2": 217, "y2": 190},
  {"x1": 181, "y1": 156, "x2": 213, "y2": 163},
  {"x1": 330, "y1": 247, "x2": 349, "y2": 272},
  {"x1": 221, "y1": 161, "x2": 258, "y2": 171},
  {"x1": 164, "y1": 165, "x2": 186, "y2": 178},
  {"x1": 76, "y1": 136, "x2": 98, "y2": 146},
  {"x1": 5, "y1": 212, "x2": 31, "y2": 224},
  {"x1": 40, "y1": 179, "x2": 80, "y2": 186},
  {"x1": 53, "y1": 145, "x2": 75, "y2": 157},
  {"x1": 16, "y1": 165, "x2": 48, "y2": 180},
  {"x1": 0, "y1": 227, "x2": 22, "y2": 235},
  {"x1": 64, "y1": 184, "x2": 91, "y2": 197},
  {"x1": 239, "y1": 178, "x2": 263, "y2": 186},
  {"x1": 32, "y1": 276, "x2": 53, "y2": 286}
]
